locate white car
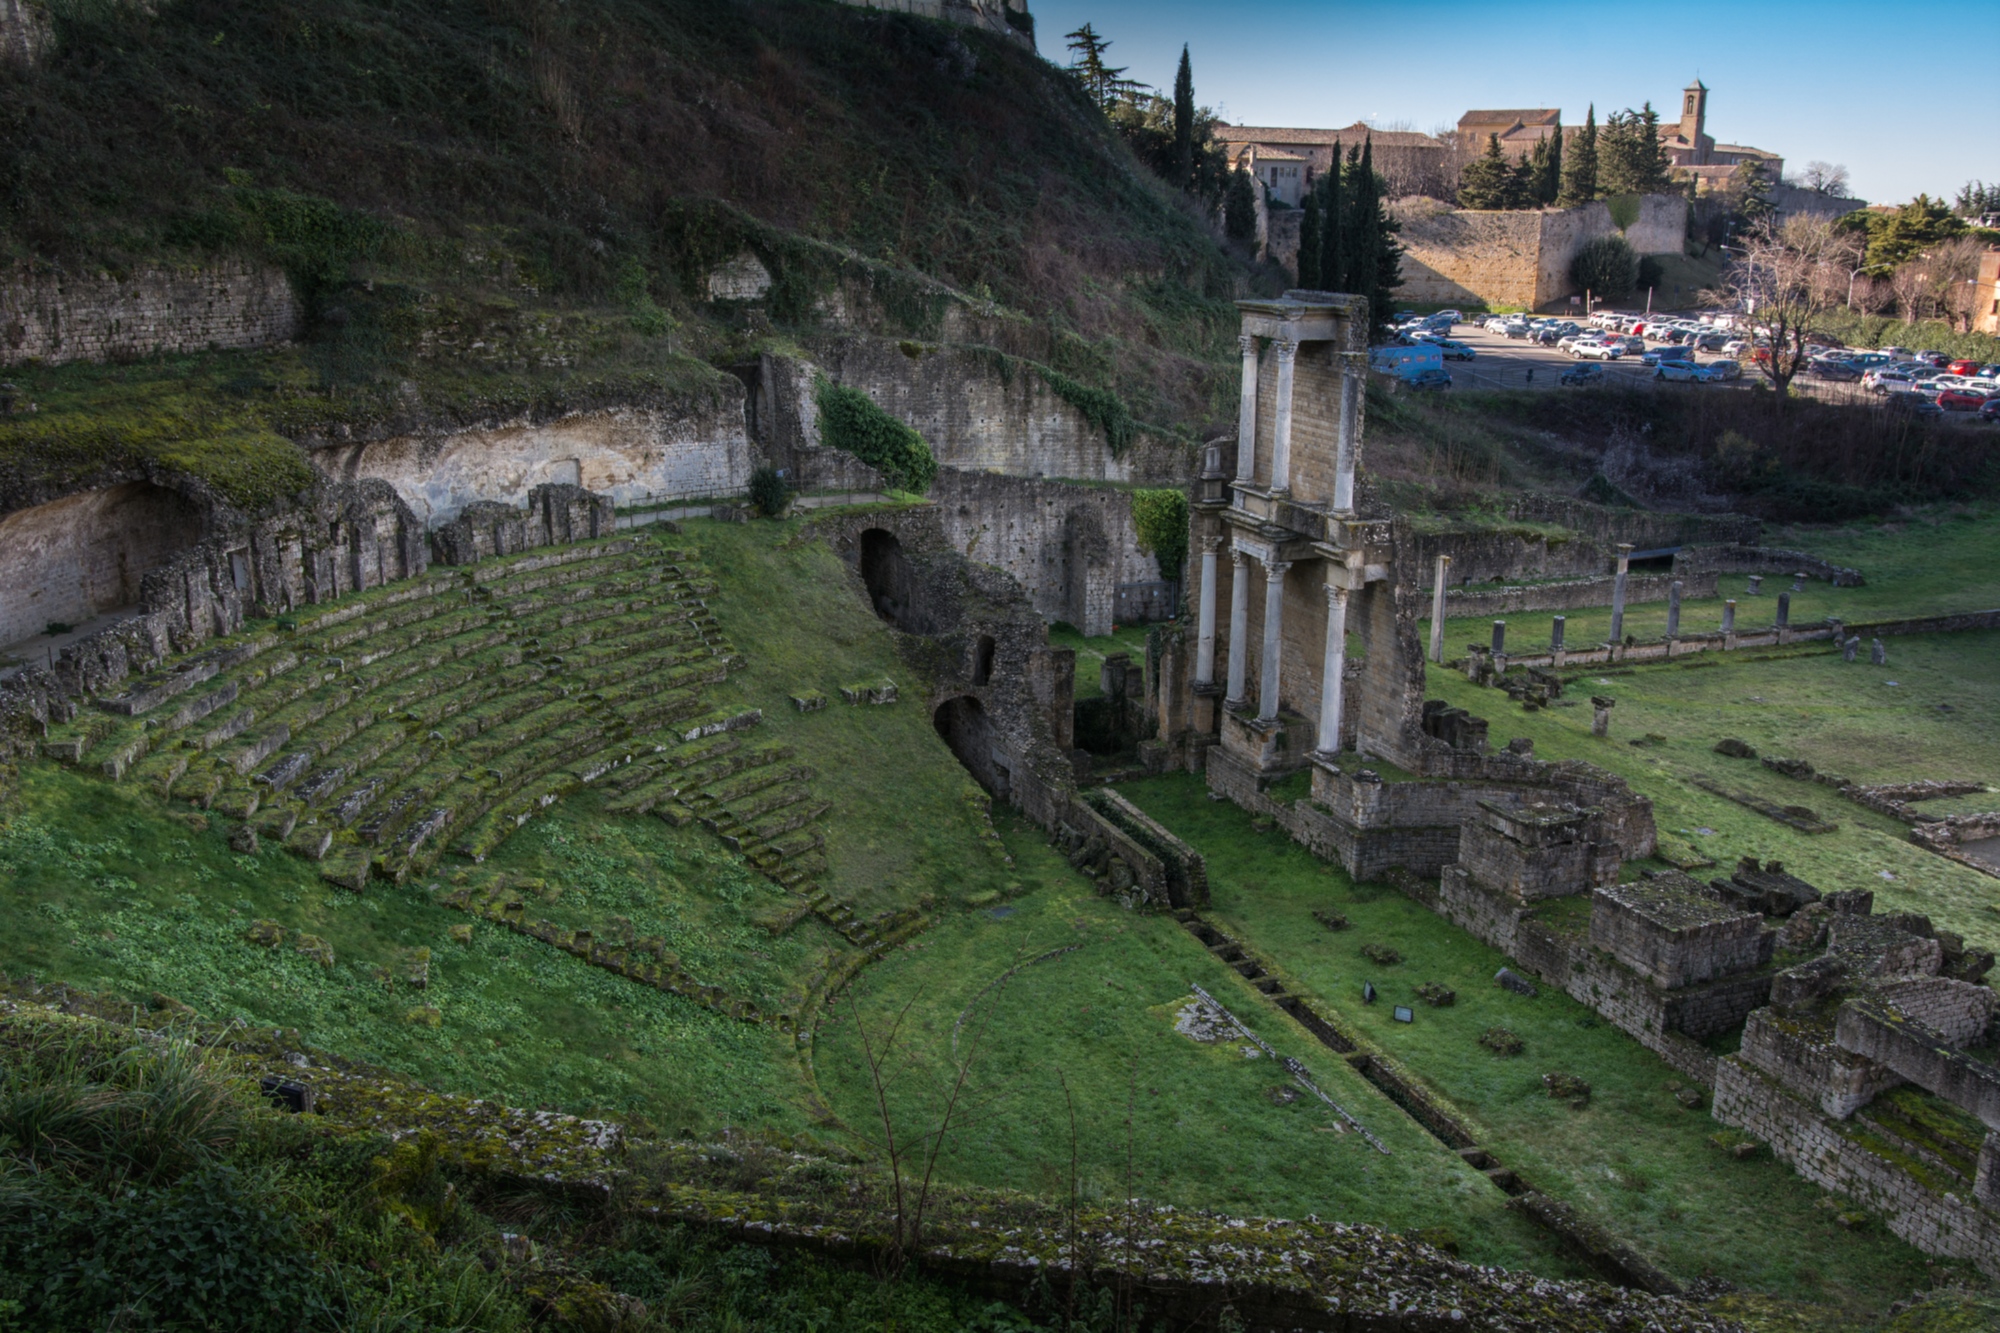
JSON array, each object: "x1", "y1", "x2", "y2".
[
  {"x1": 1557, "y1": 333, "x2": 1594, "y2": 353},
  {"x1": 1721, "y1": 340, "x2": 1749, "y2": 357},
  {"x1": 1654, "y1": 361, "x2": 1711, "y2": 382},
  {"x1": 1863, "y1": 369, "x2": 1916, "y2": 394},
  {"x1": 1572, "y1": 340, "x2": 1623, "y2": 360}
]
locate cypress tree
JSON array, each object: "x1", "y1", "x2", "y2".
[
  {"x1": 1545, "y1": 117, "x2": 1563, "y2": 204},
  {"x1": 1324, "y1": 144, "x2": 1346, "y2": 293},
  {"x1": 1352, "y1": 137, "x2": 1402, "y2": 335},
  {"x1": 1558, "y1": 104, "x2": 1597, "y2": 206},
  {"x1": 1172, "y1": 45, "x2": 1195, "y2": 191},
  {"x1": 1298, "y1": 192, "x2": 1321, "y2": 288}
]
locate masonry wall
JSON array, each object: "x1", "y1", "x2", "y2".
[
  {"x1": 0, "y1": 0, "x2": 49, "y2": 66},
  {"x1": 1714, "y1": 1056, "x2": 2000, "y2": 1277},
  {"x1": 324, "y1": 403, "x2": 753, "y2": 525},
  {"x1": 929, "y1": 470, "x2": 1161, "y2": 636},
  {"x1": 1, "y1": 260, "x2": 299, "y2": 366},
  {"x1": 807, "y1": 336, "x2": 1188, "y2": 485},
  {"x1": 1390, "y1": 195, "x2": 1689, "y2": 312},
  {"x1": 0, "y1": 483, "x2": 208, "y2": 647}
]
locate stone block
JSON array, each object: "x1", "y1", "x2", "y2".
[
  {"x1": 1591, "y1": 876, "x2": 1770, "y2": 989},
  {"x1": 789, "y1": 689, "x2": 827, "y2": 713}
]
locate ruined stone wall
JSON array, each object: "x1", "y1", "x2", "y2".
[
  {"x1": 324, "y1": 402, "x2": 752, "y2": 525},
  {"x1": 1, "y1": 259, "x2": 299, "y2": 366},
  {"x1": 1441, "y1": 571, "x2": 1718, "y2": 620},
  {"x1": 806, "y1": 336, "x2": 1188, "y2": 485},
  {"x1": 0, "y1": 482, "x2": 208, "y2": 647},
  {"x1": 929, "y1": 471, "x2": 1161, "y2": 637},
  {"x1": 1714, "y1": 1055, "x2": 2000, "y2": 1277},
  {"x1": 0, "y1": 0, "x2": 49, "y2": 67}
]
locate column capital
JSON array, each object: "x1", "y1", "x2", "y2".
[
  {"x1": 1238, "y1": 333, "x2": 1259, "y2": 356},
  {"x1": 1230, "y1": 547, "x2": 1250, "y2": 568},
  {"x1": 1323, "y1": 580, "x2": 1350, "y2": 609},
  {"x1": 1273, "y1": 338, "x2": 1300, "y2": 362},
  {"x1": 1264, "y1": 558, "x2": 1293, "y2": 577},
  {"x1": 1201, "y1": 536, "x2": 1223, "y2": 555}
]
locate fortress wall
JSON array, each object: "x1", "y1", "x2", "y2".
[
  {"x1": 1, "y1": 260, "x2": 299, "y2": 366},
  {"x1": 323, "y1": 404, "x2": 753, "y2": 526},
  {"x1": 1390, "y1": 194, "x2": 1689, "y2": 312}
]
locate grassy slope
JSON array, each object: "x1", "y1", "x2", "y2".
[{"x1": 1114, "y1": 776, "x2": 1937, "y2": 1322}]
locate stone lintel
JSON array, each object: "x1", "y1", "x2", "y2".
[
  {"x1": 1476, "y1": 798, "x2": 1597, "y2": 846},
  {"x1": 1836, "y1": 1000, "x2": 2000, "y2": 1129}
]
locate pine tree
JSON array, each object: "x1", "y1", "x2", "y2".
[
  {"x1": 1457, "y1": 134, "x2": 1518, "y2": 210},
  {"x1": 1063, "y1": 24, "x2": 1126, "y2": 108},
  {"x1": 1298, "y1": 192, "x2": 1322, "y2": 288},
  {"x1": 1321, "y1": 142, "x2": 1345, "y2": 292},
  {"x1": 1171, "y1": 45, "x2": 1194, "y2": 191},
  {"x1": 1558, "y1": 105, "x2": 1597, "y2": 207}
]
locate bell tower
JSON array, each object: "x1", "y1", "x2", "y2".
[{"x1": 1680, "y1": 79, "x2": 1708, "y2": 163}]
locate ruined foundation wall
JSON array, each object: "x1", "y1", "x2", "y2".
[
  {"x1": 1, "y1": 259, "x2": 299, "y2": 366},
  {"x1": 0, "y1": 483, "x2": 208, "y2": 646}
]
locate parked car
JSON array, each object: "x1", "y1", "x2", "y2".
[
  {"x1": 1609, "y1": 335, "x2": 1644, "y2": 355},
  {"x1": 1982, "y1": 398, "x2": 2000, "y2": 423},
  {"x1": 1937, "y1": 388, "x2": 1989, "y2": 412},
  {"x1": 1879, "y1": 346, "x2": 1913, "y2": 360},
  {"x1": 1808, "y1": 360, "x2": 1862, "y2": 382},
  {"x1": 1654, "y1": 361, "x2": 1710, "y2": 383},
  {"x1": 1980, "y1": 365, "x2": 2000, "y2": 379},
  {"x1": 1560, "y1": 363, "x2": 1605, "y2": 386},
  {"x1": 1430, "y1": 339, "x2": 1477, "y2": 361},
  {"x1": 1641, "y1": 345, "x2": 1696, "y2": 367},
  {"x1": 1407, "y1": 367, "x2": 1453, "y2": 391},
  {"x1": 1571, "y1": 340, "x2": 1622, "y2": 360},
  {"x1": 1886, "y1": 392, "x2": 1944, "y2": 418},
  {"x1": 1863, "y1": 370, "x2": 1917, "y2": 394},
  {"x1": 1721, "y1": 339, "x2": 1750, "y2": 357},
  {"x1": 1914, "y1": 351, "x2": 1950, "y2": 367},
  {"x1": 1947, "y1": 359, "x2": 1982, "y2": 376},
  {"x1": 1706, "y1": 360, "x2": 1742, "y2": 381}
]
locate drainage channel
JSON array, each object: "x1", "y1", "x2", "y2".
[{"x1": 1174, "y1": 908, "x2": 1683, "y2": 1295}]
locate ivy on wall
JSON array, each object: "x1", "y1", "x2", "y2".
[
  {"x1": 1036, "y1": 366, "x2": 1136, "y2": 457},
  {"x1": 815, "y1": 380, "x2": 937, "y2": 494},
  {"x1": 1130, "y1": 488, "x2": 1189, "y2": 583}
]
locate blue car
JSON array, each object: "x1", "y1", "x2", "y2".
[{"x1": 1406, "y1": 367, "x2": 1453, "y2": 391}]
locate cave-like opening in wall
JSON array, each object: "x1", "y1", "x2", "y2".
[
  {"x1": 972, "y1": 634, "x2": 996, "y2": 685},
  {"x1": 0, "y1": 482, "x2": 205, "y2": 650},
  {"x1": 933, "y1": 695, "x2": 1010, "y2": 804},
  {"x1": 860, "y1": 527, "x2": 919, "y2": 631}
]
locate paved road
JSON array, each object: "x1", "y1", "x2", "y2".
[{"x1": 1435, "y1": 323, "x2": 1726, "y2": 392}]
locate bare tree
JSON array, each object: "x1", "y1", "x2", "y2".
[
  {"x1": 1795, "y1": 161, "x2": 1851, "y2": 197},
  {"x1": 1889, "y1": 261, "x2": 1928, "y2": 324},
  {"x1": 1705, "y1": 215, "x2": 1849, "y2": 401},
  {"x1": 1924, "y1": 236, "x2": 1987, "y2": 331}
]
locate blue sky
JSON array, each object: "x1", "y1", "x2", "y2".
[{"x1": 1028, "y1": 1, "x2": 1996, "y2": 205}]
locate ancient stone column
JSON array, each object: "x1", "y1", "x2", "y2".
[
  {"x1": 1195, "y1": 538, "x2": 1220, "y2": 688},
  {"x1": 1236, "y1": 335, "x2": 1259, "y2": 484},
  {"x1": 1429, "y1": 554, "x2": 1451, "y2": 664},
  {"x1": 1334, "y1": 367, "x2": 1361, "y2": 513},
  {"x1": 1591, "y1": 696, "x2": 1615, "y2": 738},
  {"x1": 1491, "y1": 620, "x2": 1506, "y2": 654},
  {"x1": 1609, "y1": 544, "x2": 1634, "y2": 643},
  {"x1": 1776, "y1": 592, "x2": 1790, "y2": 629},
  {"x1": 1315, "y1": 582, "x2": 1349, "y2": 759},
  {"x1": 1270, "y1": 340, "x2": 1299, "y2": 494},
  {"x1": 1666, "y1": 579, "x2": 1682, "y2": 639},
  {"x1": 1871, "y1": 637, "x2": 1887, "y2": 666},
  {"x1": 1258, "y1": 559, "x2": 1291, "y2": 723},
  {"x1": 1842, "y1": 635, "x2": 1859, "y2": 662},
  {"x1": 1722, "y1": 599, "x2": 1737, "y2": 633},
  {"x1": 1225, "y1": 549, "x2": 1252, "y2": 708},
  {"x1": 1747, "y1": 575, "x2": 1763, "y2": 596},
  {"x1": 1551, "y1": 616, "x2": 1566, "y2": 651}
]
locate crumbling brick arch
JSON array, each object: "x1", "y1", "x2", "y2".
[
  {"x1": 0, "y1": 481, "x2": 206, "y2": 648},
  {"x1": 933, "y1": 694, "x2": 1010, "y2": 802}
]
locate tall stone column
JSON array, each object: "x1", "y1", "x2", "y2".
[
  {"x1": 1225, "y1": 549, "x2": 1251, "y2": 709},
  {"x1": 1235, "y1": 336, "x2": 1259, "y2": 484},
  {"x1": 1315, "y1": 581, "x2": 1349, "y2": 759},
  {"x1": 1258, "y1": 559, "x2": 1291, "y2": 723},
  {"x1": 1666, "y1": 579, "x2": 1683, "y2": 639},
  {"x1": 1429, "y1": 553, "x2": 1451, "y2": 663},
  {"x1": 1195, "y1": 538, "x2": 1220, "y2": 687},
  {"x1": 1334, "y1": 365, "x2": 1360, "y2": 512},
  {"x1": 1608, "y1": 543, "x2": 1634, "y2": 644},
  {"x1": 1270, "y1": 340, "x2": 1299, "y2": 494}
]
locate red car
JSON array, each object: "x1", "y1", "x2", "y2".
[
  {"x1": 1947, "y1": 359, "x2": 1982, "y2": 376},
  {"x1": 1937, "y1": 388, "x2": 1990, "y2": 412}
]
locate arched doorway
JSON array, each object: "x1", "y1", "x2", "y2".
[
  {"x1": 933, "y1": 694, "x2": 1009, "y2": 802},
  {"x1": 860, "y1": 527, "x2": 918, "y2": 631}
]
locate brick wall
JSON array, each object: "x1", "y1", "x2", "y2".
[{"x1": 1, "y1": 259, "x2": 299, "y2": 366}]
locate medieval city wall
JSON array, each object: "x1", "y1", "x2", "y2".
[
  {"x1": 1390, "y1": 194, "x2": 1689, "y2": 312},
  {"x1": 1, "y1": 259, "x2": 299, "y2": 366}
]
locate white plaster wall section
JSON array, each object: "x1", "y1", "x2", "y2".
[
  {"x1": 0, "y1": 483, "x2": 204, "y2": 647},
  {"x1": 334, "y1": 406, "x2": 752, "y2": 524}
]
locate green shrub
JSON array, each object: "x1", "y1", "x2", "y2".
[
  {"x1": 748, "y1": 466, "x2": 791, "y2": 517},
  {"x1": 1570, "y1": 236, "x2": 1637, "y2": 302},
  {"x1": 1637, "y1": 255, "x2": 1665, "y2": 293},
  {"x1": 815, "y1": 382, "x2": 937, "y2": 493},
  {"x1": 1131, "y1": 488, "x2": 1190, "y2": 582}
]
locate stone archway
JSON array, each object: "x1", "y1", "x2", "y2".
[
  {"x1": 933, "y1": 694, "x2": 1009, "y2": 802},
  {"x1": 860, "y1": 527, "x2": 918, "y2": 631},
  {"x1": 0, "y1": 482, "x2": 204, "y2": 647}
]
